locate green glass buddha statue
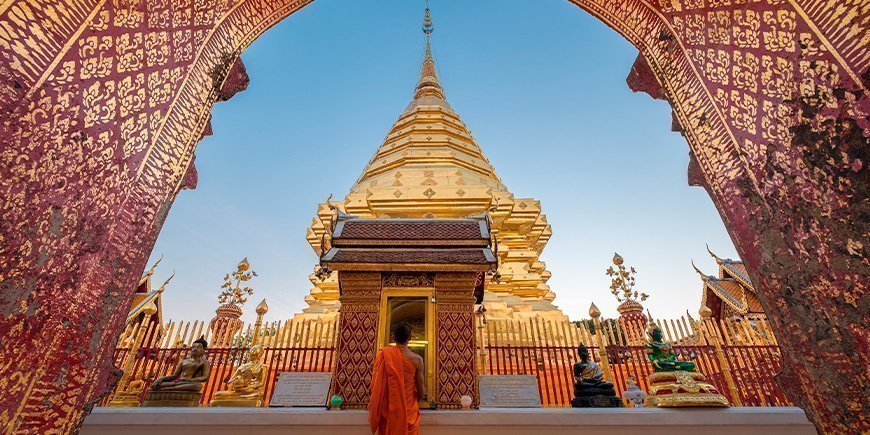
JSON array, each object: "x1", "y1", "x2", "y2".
[{"x1": 645, "y1": 323, "x2": 695, "y2": 372}]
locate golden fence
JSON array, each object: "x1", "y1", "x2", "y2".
[
  {"x1": 104, "y1": 317, "x2": 338, "y2": 406},
  {"x1": 104, "y1": 314, "x2": 788, "y2": 408},
  {"x1": 477, "y1": 315, "x2": 789, "y2": 407}
]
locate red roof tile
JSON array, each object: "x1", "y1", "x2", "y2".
[
  {"x1": 335, "y1": 219, "x2": 486, "y2": 241},
  {"x1": 326, "y1": 248, "x2": 492, "y2": 264}
]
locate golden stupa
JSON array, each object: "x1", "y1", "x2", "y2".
[{"x1": 298, "y1": 35, "x2": 565, "y2": 322}]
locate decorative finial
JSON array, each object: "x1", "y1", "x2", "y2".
[
  {"x1": 256, "y1": 298, "x2": 269, "y2": 315},
  {"x1": 422, "y1": 1, "x2": 434, "y2": 36},
  {"x1": 144, "y1": 254, "x2": 163, "y2": 277},
  {"x1": 606, "y1": 253, "x2": 649, "y2": 303},
  {"x1": 691, "y1": 260, "x2": 709, "y2": 280},
  {"x1": 589, "y1": 303, "x2": 601, "y2": 319},
  {"x1": 156, "y1": 270, "x2": 175, "y2": 293},
  {"x1": 142, "y1": 300, "x2": 158, "y2": 317},
  {"x1": 706, "y1": 244, "x2": 724, "y2": 264},
  {"x1": 218, "y1": 259, "x2": 257, "y2": 306},
  {"x1": 699, "y1": 305, "x2": 713, "y2": 318},
  {"x1": 414, "y1": 1, "x2": 445, "y2": 100}
]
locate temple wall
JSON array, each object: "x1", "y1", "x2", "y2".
[
  {"x1": 433, "y1": 273, "x2": 479, "y2": 409},
  {"x1": 331, "y1": 272, "x2": 382, "y2": 409}
]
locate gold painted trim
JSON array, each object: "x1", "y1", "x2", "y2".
[
  {"x1": 20, "y1": 0, "x2": 109, "y2": 106},
  {"x1": 333, "y1": 239, "x2": 489, "y2": 247},
  {"x1": 786, "y1": 0, "x2": 866, "y2": 93},
  {"x1": 638, "y1": 0, "x2": 767, "y2": 206},
  {"x1": 134, "y1": 0, "x2": 250, "y2": 179},
  {"x1": 327, "y1": 262, "x2": 492, "y2": 272}
]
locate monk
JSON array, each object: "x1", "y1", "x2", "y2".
[{"x1": 368, "y1": 323, "x2": 425, "y2": 435}]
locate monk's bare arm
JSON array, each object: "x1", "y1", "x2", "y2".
[{"x1": 413, "y1": 355, "x2": 425, "y2": 401}]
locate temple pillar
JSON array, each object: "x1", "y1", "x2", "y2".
[
  {"x1": 433, "y1": 273, "x2": 479, "y2": 409},
  {"x1": 331, "y1": 272, "x2": 382, "y2": 409}
]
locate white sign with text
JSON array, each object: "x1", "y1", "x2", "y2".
[
  {"x1": 269, "y1": 372, "x2": 332, "y2": 407},
  {"x1": 478, "y1": 375, "x2": 541, "y2": 408}
]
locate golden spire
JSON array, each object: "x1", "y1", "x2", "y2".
[{"x1": 414, "y1": 2, "x2": 445, "y2": 100}]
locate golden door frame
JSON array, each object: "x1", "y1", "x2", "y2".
[{"x1": 377, "y1": 287, "x2": 437, "y2": 409}]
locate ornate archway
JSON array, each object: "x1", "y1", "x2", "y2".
[{"x1": 0, "y1": 0, "x2": 866, "y2": 433}]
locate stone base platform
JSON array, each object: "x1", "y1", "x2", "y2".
[{"x1": 81, "y1": 407, "x2": 814, "y2": 434}]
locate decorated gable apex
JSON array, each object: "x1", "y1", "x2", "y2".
[{"x1": 694, "y1": 248, "x2": 764, "y2": 321}]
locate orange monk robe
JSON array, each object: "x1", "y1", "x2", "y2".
[{"x1": 368, "y1": 346, "x2": 420, "y2": 435}]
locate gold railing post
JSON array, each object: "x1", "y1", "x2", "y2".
[
  {"x1": 699, "y1": 308, "x2": 742, "y2": 406},
  {"x1": 251, "y1": 299, "x2": 268, "y2": 345},
  {"x1": 108, "y1": 301, "x2": 157, "y2": 406},
  {"x1": 476, "y1": 307, "x2": 488, "y2": 373},
  {"x1": 589, "y1": 303, "x2": 614, "y2": 383}
]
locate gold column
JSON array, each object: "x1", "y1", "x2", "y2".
[
  {"x1": 476, "y1": 306, "x2": 488, "y2": 374},
  {"x1": 434, "y1": 272, "x2": 479, "y2": 409},
  {"x1": 251, "y1": 299, "x2": 268, "y2": 345},
  {"x1": 699, "y1": 306, "x2": 742, "y2": 406},
  {"x1": 589, "y1": 303, "x2": 614, "y2": 383},
  {"x1": 108, "y1": 301, "x2": 157, "y2": 407},
  {"x1": 331, "y1": 272, "x2": 382, "y2": 409}
]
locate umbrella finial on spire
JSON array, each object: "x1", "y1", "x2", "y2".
[
  {"x1": 422, "y1": 1, "x2": 434, "y2": 36},
  {"x1": 414, "y1": 1, "x2": 445, "y2": 100}
]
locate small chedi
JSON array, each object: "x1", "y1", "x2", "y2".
[
  {"x1": 210, "y1": 258, "x2": 257, "y2": 347},
  {"x1": 607, "y1": 253, "x2": 649, "y2": 344},
  {"x1": 571, "y1": 344, "x2": 621, "y2": 407},
  {"x1": 644, "y1": 323, "x2": 728, "y2": 407},
  {"x1": 143, "y1": 337, "x2": 211, "y2": 407},
  {"x1": 210, "y1": 345, "x2": 267, "y2": 407}
]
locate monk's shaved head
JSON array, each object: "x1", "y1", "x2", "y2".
[{"x1": 394, "y1": 323, "x2": 412, "y2": 345}]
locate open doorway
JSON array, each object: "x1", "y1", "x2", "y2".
[{"x1": 379, "y1": 290, "x2": 436, "y2": 408}]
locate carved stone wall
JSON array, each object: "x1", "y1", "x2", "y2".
[
  {"x1": 0, "y1": 0, "x2": 866, "y2": 432},
  {"x1": 434, "y1": 273, "x2": 479, "y2": 409},
  {"x1": 331, "y1": 272, "x2": 381, "y2": 409}
]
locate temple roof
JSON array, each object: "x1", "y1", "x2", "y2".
[
  {"x1": 707, "y1": 246, "x2": 755, "y2": 292},
  {"x1": 334, "y1": 218, "x2": 489, "y2": 245},
  {"x1": 695, "y1": 250, "x2": 763, "y2": 317},
  {"x1": 324, "y1": 248, "x2": 494, "y2": 265},
  {"x1": 322, "y1": 215, "x2": 496, "y2": 272}
]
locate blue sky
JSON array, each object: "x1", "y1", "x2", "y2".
[{"x1": 148, "y1": 0, "x2": 740, "y2": 323}]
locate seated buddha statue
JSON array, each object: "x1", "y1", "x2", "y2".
[
  {"x1": 143, "y1": 337, "x2": 211, "y2": 407},
  {"x1": 643, "y1": 323, "x2": 728, "y2": 407},
  {"x1": 108, "y1": 376, "x2": 146, "y2": 407},
  {"x1": 645, "y1": 323, "x2": 695, "y2": 372},
  {"x1": 570, "y1": 344, "x2": 621, "y2": 407},
  {"x1": 210, "y1": 344, "x2": 267, "y2": 407}
]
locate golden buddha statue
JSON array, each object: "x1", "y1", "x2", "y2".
[
  {"x1": 210, "y1": 345, "x2": 267, "y2": 407},
  {"x1": 142, "y1": 337, "x2": 211, "y2": 407},
  {"x1": 108, "y1": 376, "x2": 146, "y2": 407}
]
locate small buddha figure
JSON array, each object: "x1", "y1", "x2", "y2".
[
  {"x1": 108, "y1": 376, "x2": 147, "y2": 407},
  {"x1": 570, "y1": 344, "x2": 621, "y2": 407},
  {"x1": 643, "y1": 323, "x2": 728, "y2": 407},
  {"x1": 210, "y1": 345, "x2": 267, "y2": 407},
  {"x1": 143, "y1": 337, "x2": 211, "y2": 407},
  {"x1": 645, "y1": 323, "x2": 695, "y2": 372}
]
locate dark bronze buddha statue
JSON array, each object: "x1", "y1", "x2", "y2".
[
  {"x1": 570, "y1": 344, "x2": 621, "y2": 407},
  {"x1": 142, "y1": 337, "x2": 211, "y2": 407}
]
